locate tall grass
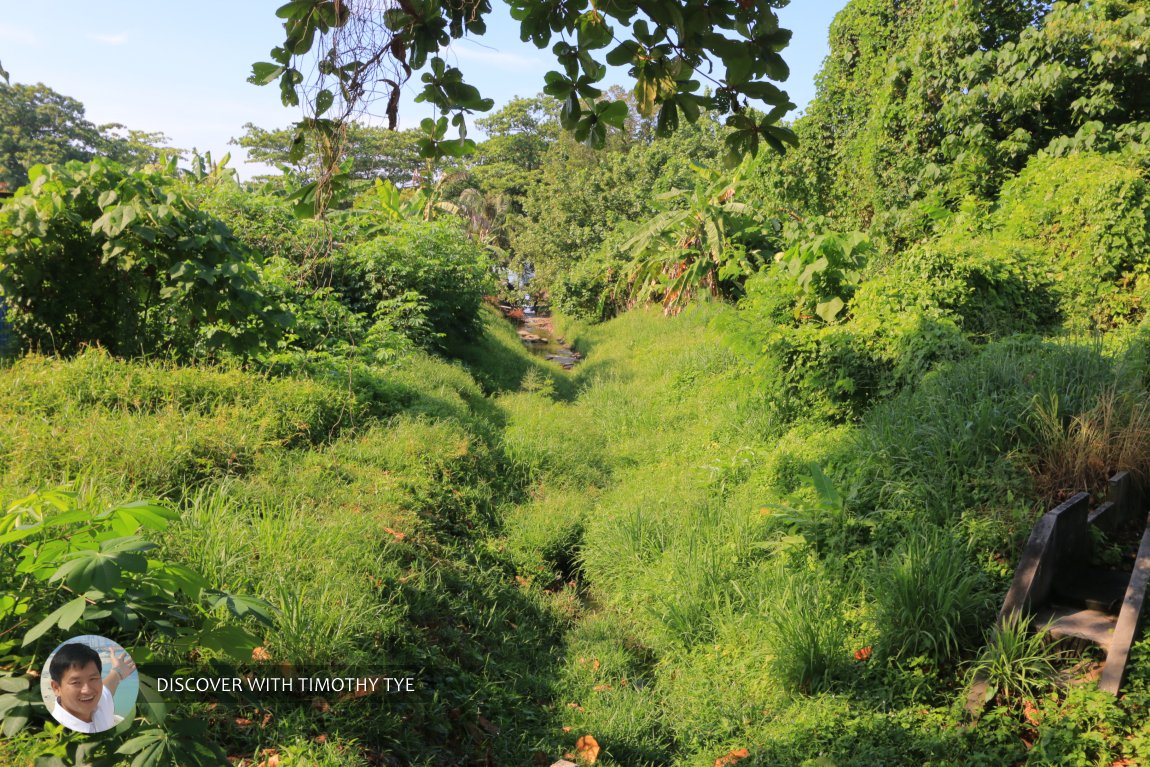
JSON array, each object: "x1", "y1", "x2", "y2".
[
  {"x1": 873, "y1": 528, "x2": 993, "y2": 663},
  {"x1": 968, "y1": 612, "x2": 1059, "y2": 704},
  {"x1": 765, "y1": 556, "x2": 853, "y2": 694},
  {"x1": 1025, "y1": 386, "x2": 1150, "y2": 502}
]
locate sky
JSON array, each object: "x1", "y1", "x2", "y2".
[{"x1": 0, "y1": 1, "x2": 849, "y2": 179}]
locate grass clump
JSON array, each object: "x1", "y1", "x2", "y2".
[
  {"x1": 873, "y1": 528, "x2": 993, "y2": 664},
  {"x1": 968, "y1": 612, "x2": 1059, "y2": 706}
]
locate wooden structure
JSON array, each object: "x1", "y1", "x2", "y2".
[{"x1": 970, "y1": 471, "x2": 1150, "y2": 711}]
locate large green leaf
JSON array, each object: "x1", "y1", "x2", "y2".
[
  {"x1": 248, "y1": 62, "x2": 286, "y2": 86},
  {"x1": 815, "y1": 296, "x2": 846, "y2": 323},
  {"x1": 50, "y1": 536, "x2": 155, "y2": 592},
  {"x1": 22, "y1": 596, "x2": 86, "y2": 645},
  {"x1": 204, "y1": 591, "x2": 277, "y2": 625}
]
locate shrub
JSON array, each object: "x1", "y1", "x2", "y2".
[
  {"x1": 194, "y1": 184, "x2": 336, "y2": 267},
  {"x1": 730, "y1": 308, "x2": 969, "y2": 424},
  {"x1": 329, "y1": 219, "x2": 493, "y2": 350},
  {"x1": 551, "y1": 249, "x2": 627, "y2": 322},
  {"x1": 0, "y1": 159, "x2": 283, "y2": 358},
  {"x1": 994, "y1": 152, "x2": 1150, "y2": 329},
  {"x1": 855, "y1": 237, "x2": 1060, "y2": 339}
]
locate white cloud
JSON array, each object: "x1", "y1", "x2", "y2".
[
  {"x1": 0, "y1": 24, "x2": 37, "y2": 45},
  {"x1": 88, "y1": 32, "x2": 129, "y2": 46}
]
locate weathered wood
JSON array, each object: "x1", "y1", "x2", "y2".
[
  {"x1": 1098, "y1": 526, "x2": 1150, "y2": 694},
  {"x1": 1108, "y1": 471, "x2": 1134, "y2": 527},
  {"x1": 999, "y1": 492, "x2": 1091, "y2": 619},
  {"x1": 1035, "y1": 605, "x2": 1118, "y2": 649}
]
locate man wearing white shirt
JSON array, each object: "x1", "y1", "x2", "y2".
[{"x1": 48, "y1": 643, "x2": 135, "y2": 734}]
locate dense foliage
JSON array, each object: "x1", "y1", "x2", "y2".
[
  {"x1": 252, "y1": 0, "x2": 798, "y2": 167},
  {"x1": 0, "y1": 159, "x2": 281, "y2": 358},
  {"x1": 3, "y1": 0, "x2": 1150, "y2": 764}
]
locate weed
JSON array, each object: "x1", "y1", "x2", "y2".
[
  {"x1": 968, "y1": 612, "x2": 1059, "y2": 705},
  {"x1": 1024, "y1": 386, "x2": 1150, "y2": 503}
]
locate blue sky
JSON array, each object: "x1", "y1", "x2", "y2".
[{"x1": 0, "y1": 1, "x2": 848, "y2": 178}]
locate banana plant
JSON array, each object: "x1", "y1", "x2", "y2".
[{"x1": 618, "y1": 154, "x2": 776, "y2": 313}]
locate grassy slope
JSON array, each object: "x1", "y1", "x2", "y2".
[
  {"x1": 0, "y1": 307, "x2": 579, "y2": 766},
  {"x1": 503, "y1": 304, "x2": 1150, "y2": 766},
  {"x1": 4, "y1": 303, "x2": 1150, "y2": 765}
]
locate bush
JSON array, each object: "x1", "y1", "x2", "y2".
[
  {"x1": 551, "y1": 250, "x2": 627, "y2": 322},
  {"x1": 194, "y1": 183, "x2": 336, "y2": 267},
  {"x1": 994, "y1": 152, "x2": 1150, "y2": 329},
  {"x1": 328, "y1": 219, "x2": 493, "y2": 350},
  {"x1": 855, "y1": 237, "x2": 1060, "y2": 339},
  {"x1": 0, "y1": 159, "x2": 283, "y2": 358}
]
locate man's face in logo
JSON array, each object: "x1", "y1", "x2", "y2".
[{"x1": 51, "y1": 661, "x2": 102, "y2": 721}]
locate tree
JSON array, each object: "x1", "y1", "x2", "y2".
[
  {"x1": 249, "y1": 0, "x2": 798, "y2": 209},
  {"x1": 0, "y1": 82, "x2": 178, "y2": 190},
  {"x1": 0, "y1": 82, "x2": 102, "y2": 189},
  {"x1": 619, "y1": 154, "x2": 777, "y2": 312},
  {"x1": 513, "y1": 106, "x2": 727, "y2": 293},
  {"x1": 232, "y1": 120, "x2": 425, "y2": 186}
]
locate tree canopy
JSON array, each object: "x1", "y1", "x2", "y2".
[
  {"x1": 0, "y1": 81, "x2": 177, "y2": 190},
  {"x1": 251, "y1": 0, "x2": 798, "y2": 176}
]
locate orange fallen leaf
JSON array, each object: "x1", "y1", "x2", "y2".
[
  {"x1": 567, "y1": 702, "x2": 585, "y2": 712},
  {"x1": 591, "y1": 659, "x2": 600, "y2": 671},
  {"x1": 1022, "y1": 699, "x2": 1040, "y2": 727},
  {"x1": 592, "y1": 684, "x2": 612, "y2": 693},
  {"x1": 576, "y1": 734, "x2": 600, "y2": 764},
  {"x1": 313, "y1": 735, "x2": 327, "y2": 744},
  {"x1": 384, "y1": 527, "x2": 406, "y2": 541},
  {"x1": 562, "y1": 726, "x2": 572, "y2": 733},
  {"x1": 516, "y1": 576, "x2": 530, "y2": 587},
  {"x1": 234, "y1": 717, "x2": 254, "y2": 727},
  {"x1": 251, "y1": 646, "x2": 271, "y2": 662},
  {"x1": 715, "y1": 747, "x2": 750, "y2": 767}
]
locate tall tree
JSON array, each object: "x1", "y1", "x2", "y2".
[
  {"x1": 0, "y1": 82, "x2": 102, "y2": 189},
  {"x1": 0, "y1": 82, "x2": 177, "y2": 190}
]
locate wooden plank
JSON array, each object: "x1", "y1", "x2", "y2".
[
  {"x1": 1035, "y1": 605, "x2": 1117, "y2": 649},
  {"x1": 999, "y1": 493, "x2": 1091, "y2": 619},
  {"x1": 1107, "y1": 471, "x2": 1133, "y2": 528},
  {"x1": 1098, "y1": 526, "x2": 1150, "y2": 694}
]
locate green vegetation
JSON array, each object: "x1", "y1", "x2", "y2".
[{"x1": 3, "y1": 0, "x2": 1150, "y2": 764}]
